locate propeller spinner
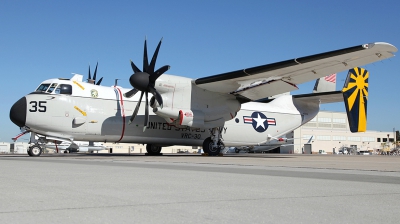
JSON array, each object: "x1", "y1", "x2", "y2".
[
  {"x1": 124, "y1": 39, "x2": 170, "y2": 131},
  {"x1": 88, "y1": 62, "x2": 103, "y2": 85}
]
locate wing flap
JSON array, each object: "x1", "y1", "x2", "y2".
[{"x1": 231, "y1": 79, "x2": 298, "y2": 101}]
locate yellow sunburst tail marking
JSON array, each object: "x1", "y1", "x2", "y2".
[
  {"x1": 74, "y1": 106, "x2": 87, "y2": 116},
  {"x1": 73, "y1": 81, "x2": 85, "y2": 90},
  {"x1": 342, "y1": 67, "x2": 368, "y2": 132}
]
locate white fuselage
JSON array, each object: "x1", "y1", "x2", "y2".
[{"x1": 22, "y1": 74, "x2": 320, "y2": 147}]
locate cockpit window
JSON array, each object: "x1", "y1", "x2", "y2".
[
  {"x1": 46, "y1": 83, "x2": 58, "y2": 93},
  {"x1": 55, "y1": 84, "x2": 72, "y2": 95},
  {"x1": 36, "y1": 83, "x2": 50, "y2": 92}
]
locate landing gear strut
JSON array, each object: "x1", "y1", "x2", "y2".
[
  {"x1": 202, "y1": 127, "x2": 225, "y2": 156},
  {"x1": 27, "y1": 144, "x2": 42, "y2": 157},
  {"x1": 146, "y1": 144, "x2": 162, "y2": 155}
]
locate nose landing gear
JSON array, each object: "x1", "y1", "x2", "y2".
[
  {"x1": 27, "y1": 144, "x2": 42, "y2": 157},
  {"x1": 26, "y1": 132, "x2": 45, "y2": 157}
]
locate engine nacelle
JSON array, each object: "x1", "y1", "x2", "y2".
[
  {"x1": 154, "y1": 106, "x2": 238, "y2": 129},
  {"x1": 153, "y1": 107, "x2": 180, "y2": 123},
  {"x1": 151, "y1": 79, "x2": 241, "y2": 129},
  {"x1": 179, "y1": 109, "x2": 204, "y2": 128}
]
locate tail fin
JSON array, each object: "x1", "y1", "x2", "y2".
[
  {"x1": 313, "y1": 73, "x2": 336, "y2": 93},
  {"x1": 342, "y1": 67, "x2": 369, "y2": 132}
]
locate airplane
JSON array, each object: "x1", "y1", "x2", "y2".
[{"x1": 9, "y1": 40, "x2": 397, "y2": 156}]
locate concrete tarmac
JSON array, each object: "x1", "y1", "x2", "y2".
[{"x1": 1, "y1": 153, "x2": 400, "y2": 223}]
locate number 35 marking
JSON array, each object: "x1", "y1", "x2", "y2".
[{"x1": 29, "y1": 101, "x2": 47, "y2": 112}]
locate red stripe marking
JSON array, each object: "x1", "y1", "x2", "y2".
[
  {"x1": 324, "y1": 74, "x2": 336, "y2": 83},
  {"x1": 172, "y1": 84, "x2": 176, "y2": 109},
  {"x1": 12, "y1": 130, "x2": 29, "y2": 141},
  {"x1": 179, "y1": 110, "x2": 183, "y2": 125},
  {"x1": 244, "y1": 118, "x2": 252, "y2": 123},
  {"x1": 267, "y1": 119, "x2": 276, "y2": 125},
  {"x1": 115, "y1": 87, "x2": 125, "y2": 142}
]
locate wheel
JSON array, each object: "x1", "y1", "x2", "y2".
[
  {"x1": 27, "y1": 149, "x2": 33, "y2": 156},
  {"x1": 146, "y1": 144, "x2": 162, "y2": 155},
  {"x1": 28, "y1": 145, "x2": 42, "y2": 157},
  {"x1": 202, "y1": 137, "x2": 223, "y2": 156},
  {"x1": 235, "y1": 148, "x2": 240, "y2": 153}
]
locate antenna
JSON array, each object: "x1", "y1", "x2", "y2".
[{"x1": 114, "y1": 79, "x2": 120, "y2": 86}]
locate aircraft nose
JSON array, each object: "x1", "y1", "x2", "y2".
[{"x1": 10, "y1": 97, "x2": 27, "y2": 128}]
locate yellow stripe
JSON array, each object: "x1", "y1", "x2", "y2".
[
  {"x1": 74, "y1": 106, "x2": 87, "y2": 116},
  {"x1": 73, "y1": 81, "x2": 85, "y2": 90},
  {"x1": 358, "y1": 89, "x2": 367, "y2": 131},
  {"x1": 346, "y1": 86, "x2": 358, "y2": 110}
]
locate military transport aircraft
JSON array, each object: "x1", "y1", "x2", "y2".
[{"x1": 9, "y1": 40, "x2": 397, "y2": 156}]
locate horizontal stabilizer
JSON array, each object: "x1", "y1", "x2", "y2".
[{"x1": 293, "y1": 91, "x2": 343, "y2": 104}]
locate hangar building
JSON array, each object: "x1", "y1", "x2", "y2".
[{"x1": 289, "y1": 111, "x2": 396, "y2": 154}]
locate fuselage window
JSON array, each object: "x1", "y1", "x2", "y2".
[
  {"x1": 55, "y1": 84, "x2": 72, "y2": 95},
  {"x1": 46, "y1": 83, "x2": 58, "y2": 93},
  {"x1": 36, "y1": 83, "x2": 50, "y2": 92}
]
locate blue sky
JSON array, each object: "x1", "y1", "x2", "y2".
[{"x1": 1, "y1": 0, "x2": 399, "y2": 142}]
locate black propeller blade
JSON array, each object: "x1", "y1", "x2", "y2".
[
  {"x1": 124, "y1": 88, "x2": 139, "y2": 98},
  {"x1": 87, "y1": 62, "x2": 104, "y2": 85},
  {"x1": 93, "y1": 62, "x2": 98, "y2": 82},
  {"x1": 125, "y1": 38, "x2": 170, "y2": 132},
  {"x1": 96, "y1": 77, "x2": 103, "y2": 85},
  {"x1": 129, "y1": 91, "x2": 144, "y2": 124},
  {"x1": 88, "y1": 66, "x2": 92, "y2": 80}
]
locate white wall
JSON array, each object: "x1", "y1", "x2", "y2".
[
  {"x1": 102, "y1": 143, "x2": 197, "y2": 154},
  {"x1": 0, "y1": 142, "x2": 11, "y2": 153},
  {"x1": 292, "y1": 111, "x2": 394, "y2": 154}
]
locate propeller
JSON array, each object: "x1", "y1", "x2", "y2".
[
  {"x1": 124, "y1": 38, "x2": 170, "y2": 131},
  {"x1": 88, "y1": 62, "x2": 103, "y2": 85}
]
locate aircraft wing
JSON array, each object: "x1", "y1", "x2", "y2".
[{"x1": 194, "y1": 42, "x2": 397, "y2": 101}]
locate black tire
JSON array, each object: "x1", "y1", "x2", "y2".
[
  {"x1": 28, "y1": 145, "x2": 42, "y2": 157},
  {"x1": 235, "y1": 148, "x2": 240, "y2": 153},
  {"x1": 202, "y1": 137, "x2": 222, "y2": 156},
  {"x1": 146, "y1": 144, "x2": 162, "y2": 155}
]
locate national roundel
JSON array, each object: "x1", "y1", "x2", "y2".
[{"x1": 243, "y1": 112, "x2": 276, "y2": 133}]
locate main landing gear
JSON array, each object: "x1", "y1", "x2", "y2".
[
  {"x1": 27, "y1": 143, "x2": 42, "y2": 157},
  {"x1": 202, "y1": 127, "x2": 225, "y2": 156},
  {"x1": 146, "y1": 144, "x2": 162, "y2": 156}
]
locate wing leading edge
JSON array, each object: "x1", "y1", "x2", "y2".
[{"x1": 194, "y1": 42, "x2": 397, "y2": 101}]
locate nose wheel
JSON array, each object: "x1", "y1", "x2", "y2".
[{"x1": 27, "y1": 144, "x2": 42, "y2": 157}]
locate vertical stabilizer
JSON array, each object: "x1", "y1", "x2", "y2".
[
  {"x1": 342, "y1": 67, "x2": 368, "y2": 132},
  {"x1": 313, "y1": 73, "x2": 336, "y2": 93}
]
